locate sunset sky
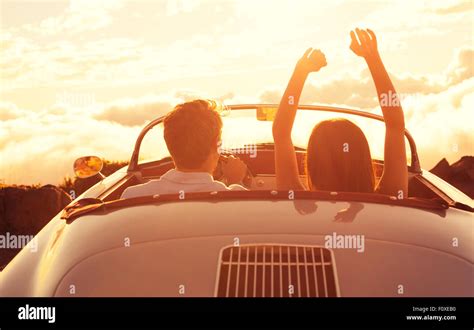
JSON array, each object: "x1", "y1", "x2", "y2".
[{"x1": 1, "y1": 0, "x2": 473, "y2": 184}]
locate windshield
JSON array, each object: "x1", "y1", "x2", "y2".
[{"x1": 138, "y1": 106, "x2": 412, "y2": 166}]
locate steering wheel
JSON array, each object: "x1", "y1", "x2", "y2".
[{"x1": 213, "y1": 154, "x2": 254, "y2": 188}]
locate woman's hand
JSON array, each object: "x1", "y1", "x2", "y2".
[
  {"x1": 350, "y1": 28, "x2": 379, "y2": 60},
  {"x1": 295, "y1": 48, "x2": 327, "y2": 74}
]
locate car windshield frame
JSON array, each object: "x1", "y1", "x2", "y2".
[{"x1": 127, "y1": 104, "x2": 422, "y2": 174}]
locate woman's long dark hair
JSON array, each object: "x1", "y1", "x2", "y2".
[{"x1": 306, "y1": 118, "x2": 375, "y2": 193}]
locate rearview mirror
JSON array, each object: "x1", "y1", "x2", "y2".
[
  {"x1": 256, "y1": 107, "x2": 277, "y2": 121},
  {"x1": 73, "y1": 156, "x2": 104, "y2": 179}
]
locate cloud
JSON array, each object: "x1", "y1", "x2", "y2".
[
  {"x1": 0, "y1": 90, "x2": 241, "y2": 184},
  {"x1": 2, "y1": 0, "x2": 471, "y2": 96},
  {"x1": 0, "y1": 102, "x2": 29, "y2": 121},
  {"x1": 446, "y1": 46, "x2": 474, "y2": 85},
  {"x1": 94, "y1": 97, "x2": 174, "y2": 126},
  {"x1": 406, "y1": 78, "x2": 474, "y2": 167},
  {"x1": 258, "y1": 45, "x2": 473, "y2": 109},
  {"x1": 432, "y1": 1, "x2": 473, "y2": 15},
  {"x1": 165, "y1": 0, "x2": 202, "y2": 16},
  {"x1": 258, "y1": 70, "x2": 444, "y2": 110},
  {"x1": 25, "y1": 0, "x2": 124, "y2": 36},
  {"x1": 0, "y1": 36, "x2": 145, "y2": 91},
  {"x1": 92, "y1": 90, "x2": 238, "y2": 127},
  {"x1": 0, "y1": 105, "x2": 140, "y2": 185}
]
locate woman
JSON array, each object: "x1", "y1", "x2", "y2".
[{"x1": 272, "y1": 29, "x2": 408, "y2": 197}]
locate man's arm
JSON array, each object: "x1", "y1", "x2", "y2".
[{"x1": 221, "y1": 155, "x2": 248, "y2": 187}]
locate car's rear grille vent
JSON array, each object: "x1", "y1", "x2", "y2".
[{"x1": 215, "y1": 244, "x2": 339, "y2": 297}]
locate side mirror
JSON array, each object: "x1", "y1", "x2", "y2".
[
  {"x1": 73, "y1": 156, "x2": 105, "y2": 179},
  {"x1": 256, "y1": 107, "x2": 277, "y2": 121}
]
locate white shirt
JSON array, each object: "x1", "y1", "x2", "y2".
[{"x1": 121, "y1": 169, "x2": 246, "y2": 198}]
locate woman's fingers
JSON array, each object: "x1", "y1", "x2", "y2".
[
  {"x1": 350, "y1": 30, "x2": 363, "y2": 55},
  {"x1": 367, "y1": 29, "x2": 375, "y2": 40},
  {"x1": 356, "y1": 29, "x2": 367, "y2": 44},
  {"x1": 350, "y1": 31, "x2": 359, "y2": 45},
  {"x1": 302, "y1": 47, "x2": 313, "y2": 59},
  {"x1": 357, "y1": 28, "x2": 376, "y2": 46},
  {"x1": 357, "y1": 29, "x2": 374, "y2": 55},
  {"x1": 367, "y1": 28, "x2": 377, "y2": 46},
  {"x1": 355, "y1": 28, "x2": 363, "y2": 41},
  {"x1": 361, "y1": 29, "x2": 377, "y2": 55},
  {"x1": 355, "y1": 28, "x2": 368, "y2": 51}
]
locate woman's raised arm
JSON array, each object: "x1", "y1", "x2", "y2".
[
  {"x1": 350, "y1": 28, "x2": 408, "y2": 197},
  {"x1": 272, "y1": 48, "x2": 327, "y2": 190}
]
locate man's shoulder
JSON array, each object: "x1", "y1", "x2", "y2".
[
  {"x1": 207, "y1": 180, "x2": 247, "y2": 191},
  {"x1": 120, "y1": 176, "x2": 247, "y2": 199},
  {"x1": 121, "y1": 180, "x2": 161, "y2": 199}
]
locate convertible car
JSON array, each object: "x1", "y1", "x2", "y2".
[{"x1": 0, "y1": 104, "x2": 472, "y2": 297}]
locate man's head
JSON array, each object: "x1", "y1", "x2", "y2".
[{"x1": 164, "y1": 99, "x2": 223, "y2": 172}]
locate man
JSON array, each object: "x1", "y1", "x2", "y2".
[{"x1": 121, "y1": 99, "x2": 247, "y2": 198}]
